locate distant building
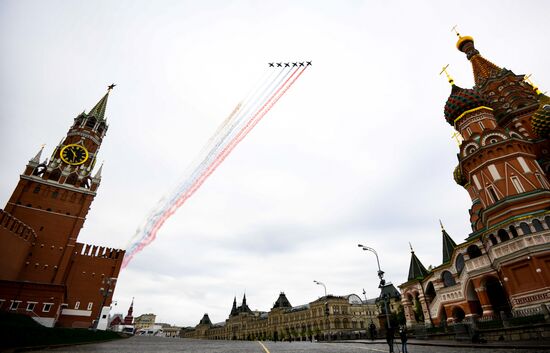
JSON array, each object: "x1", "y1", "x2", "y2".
[
  {"x1": 109, "y1": 314, "x2": 123, "y2": 328},
  {"x1": 110, "y1": 300, "x2": 136, "y2": 334},
  {"x1": 134, "y1": 313, "x2": 156, "y2": 331},
  {"x1": 181, "y1": 293, "x2": 380, "y2": 341},
  {"x1": 123, "y1": 298, "x2": 135, "y2": 325},
  {"x1": 375, "y1": 283, "x2": 402, "y2": 330},
  {"x1": 0, "y1": 87, "x2": 124, "y2": 328},
  {"x1": 163, "y1": 326, "x2": 182, "y2": 337},
  {"x1": 399, "y1": 32, "x2": 550, "y2": 328}
]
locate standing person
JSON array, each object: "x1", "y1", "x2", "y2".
[
  {"x1": 386, "y1": 324, "x2": 395, "y2": 353},
  {"x1": 399, "y1": 326, "x2": 408, "y2": 353},
  {"x1": 369, "y1": 322, "x2": 376, "y2": 341}
]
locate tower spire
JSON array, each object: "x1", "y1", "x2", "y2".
[
  {"x1": 93, "y1": 162, "x2": 104, "y2": 180},
  {"x1": 524, "y1": 74, "x2": 542, "y2": 95},
  {"x1": 440, "y1": 64, "x2": 454, "y2": 85},
  {"x1": 30, "y1": 144, "x2": 45, "y2": 163},
  {"x1": 88, "y1": 84, "x2": 115, "y2": 121},
  {"x1": 407, "y1": 249, "x2": 429, "y2": 281},
  {"x1": 455, "y1": 33, "x2": 501, "y2": 87},
  {"x1": 440, "y1": 222, "x2": 457, "y2": 263}
]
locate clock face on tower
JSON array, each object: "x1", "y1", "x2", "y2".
[{"x1": 60, "y1": 144, "x2": 89, "y2": 165}]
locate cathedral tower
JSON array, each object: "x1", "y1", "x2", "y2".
[{"x1": 400, "y1": 31, "x2": 550, "y2": 329}]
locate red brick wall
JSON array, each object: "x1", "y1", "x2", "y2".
[{"x1": 0, "y1": 210, "x2": 35, "y2": 280}]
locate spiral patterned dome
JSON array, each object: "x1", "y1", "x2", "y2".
[
  {"x1": 532, "y1": 94, "x2": 550, "y2": 138},
  {"x1": 532, "y1": 105, "x2": 550, "y2": 138},
  {"x1": 453, "y1": 165, "x2": 467, "y2": 187},
  {"x1": 444, "y1": 85, "x2": 488, "y2": 125}
]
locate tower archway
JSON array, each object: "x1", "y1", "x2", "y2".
[{"x1": 485, "y1": 276, "x2": 510, "y2": 315}]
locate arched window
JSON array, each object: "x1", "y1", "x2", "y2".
[
  {"x1": 455, "y1": 254, "x2": 465, "y2": 275},
  {"x1": 85, "y1": 117, "x2": 96, "y2": 129},
  {"x1": 452, "y1": 306, "x2": 465, "y2": 323},
  {"x1": 467, "y1": 245, "x2": 482, "y2": 259},
  {"x1": 520, "y1": 222, "x2": 531, "y2": 235},
  {"x1": 533, "y1": 219, "x2": 544, "y2": 232},
  {"x1": 509, "y1": 225, "x2": 519, "y2": 238},
  {"x1": 497, "y1": 229, "x2": 510, "y2": 242},
  {"x1": 65, "y1": 174, "x2": 78, "y2": 186},
  {"x1": 97, "y1": 122, "x2": 105, "y2": 135},
  {"x1": 442, "y1": 271, "x2": 456, "y2": 287},
  {"x1": 49, "y1": 169, "x2": 61, "y2": 182},
  {"x1": 425, "y1": 282, "x2": 436, "y2": 305},
  {"x1": 488, "y1": 234, "x2": 498, "y2": 245}
]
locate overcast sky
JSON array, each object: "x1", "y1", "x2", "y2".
[{"x1": 1, "y1": 0, "x2": 549, "y2": 327}]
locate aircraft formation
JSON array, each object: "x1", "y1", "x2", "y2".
[{"x1": 268, "y1": 61, "x2": 312, "y2": 67}]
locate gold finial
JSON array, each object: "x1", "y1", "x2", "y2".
[
  {"x1": 107, "y1": 83, "x2": 116, "y2": 92},
  {"x1": 451, "y1": 131, "x2": 463, "y2": 146},
  {"x1": 440, "y1": 64, "x2": 454, "y2": 85},
  {"x1": 524, "y1": 74, "x2": 541, "y2": 95},
  {"x1": 40, "y1": 143, "x2": 46, "y2": 149},
  {"x1": 451, "y1": 25, "x2": 461, "y2": 37},
  {"x1": 439, "y1": 219, "x2": 444, "y2": 230},
  {"x1": 409, "y1": 242, "x2": 414, "y2": 252}
]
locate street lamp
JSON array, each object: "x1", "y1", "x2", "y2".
[
  {"x1": 358, "y1": 244, "x2": 385, "y2": 285},
  {"x1": 358, "y1": 244, "x2": 392, "y2": 329},
  {"x1": 313, "y1": 280, "x2": 327, "y2": 297}
]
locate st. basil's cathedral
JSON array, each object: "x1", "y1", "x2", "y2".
[{"x1": 399, "y1": 32, "x2": 550, "y2": 327}]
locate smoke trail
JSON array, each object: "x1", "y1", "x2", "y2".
[{"x1": 122, "y1": 63, "x2": 309, "y2": 268}]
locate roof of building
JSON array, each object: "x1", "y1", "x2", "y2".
[
  {"x1": 378, "y1": 283, "x2": 401, "y2": 299},
  {"x1": 287, "y1": 304, "x2": 310, "y2": 313},
  {"x1": 441, "y1": 226, "x2": 457, "y2": 264},
  {"x1": 272, "y1": 292, "x2": 292, "y2": 309},
  {"x1": 199, "y1": 313, "x2": 212, "y2": 326},
  {"x1": 407, "y1": 250, "x2": 429, "y2": 281}
]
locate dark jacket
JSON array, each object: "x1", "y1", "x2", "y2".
[{"x1": 386, "y1": 326, "x2": 395, "y2": 342}]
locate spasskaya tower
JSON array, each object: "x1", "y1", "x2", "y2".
[{"x1": 0, "y1": 85, "x2": 124, "y2": 329}]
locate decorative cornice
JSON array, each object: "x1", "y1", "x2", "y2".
[
  {"x1": 67, "y1": 131, "x2": 101, "y2": 145},
  {"x1": 454, "y1": 106, "x2": 493, "y2": 124},
  {"x1": 20, "y1": 174, "x2": 97, "y2": 196}
]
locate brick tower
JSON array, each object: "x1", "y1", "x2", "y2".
[
  {"x1": 399, "y1": 32, "x2": 550, "y2": 329},
  {"x1": 0, "y1": 86, "x2": 125, "y2": 329}
]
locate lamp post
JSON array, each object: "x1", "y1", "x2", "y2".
[
  {"x1": 314, "y1": 280, "x2": 330, "y2": 341},
  {"x1": 313, "y1": 280, "x2": 327, "y2": 297},
  {"x1": 358, "y1": 244, "x2": 392, "y2": 329},
  {"x1": 94, "y1": 277, "x2": 117, "y2": 330}
]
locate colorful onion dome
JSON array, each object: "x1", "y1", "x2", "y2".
[
  {"x1": 532, "y1": 98, "x2": 550, "y2": 138},
  {"x1": 453, "y1": 165, "x2": 467, "y2": 186},
  {"x1": 444, "y1": 85, "x2": 488, "y2": 125}
]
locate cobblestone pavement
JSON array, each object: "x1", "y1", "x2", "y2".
[{"x1": 32, "y1": 336, "x2": 550, "y2": 353}]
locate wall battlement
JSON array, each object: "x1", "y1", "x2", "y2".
[{"x1": 75, "y1": 242, "x2": 123, "y2": 260}]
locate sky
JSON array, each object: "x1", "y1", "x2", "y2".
[{"x1": 1, "y1": 0, "x2": 549, "y2": 327}]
